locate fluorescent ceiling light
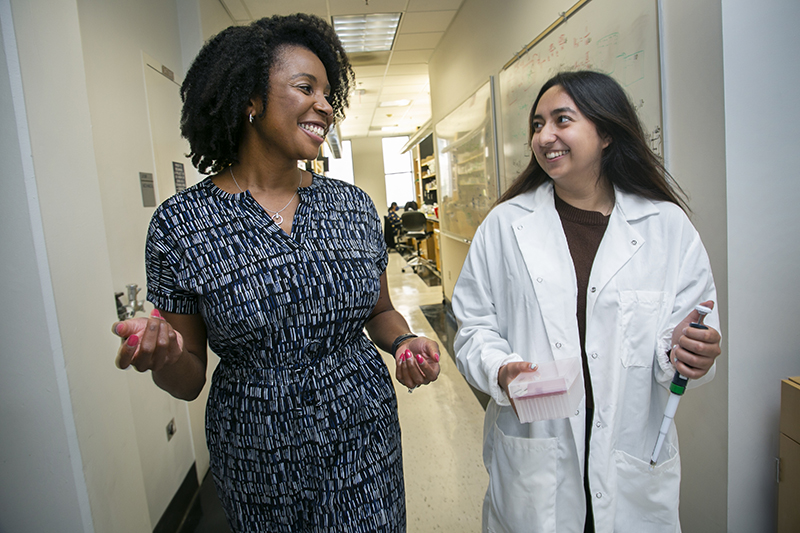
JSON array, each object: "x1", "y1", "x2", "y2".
[
  {"x1": 381, "y1": 125, "x2": 400, "y2": 131},
  {"x1": 332, "y1": 13, "x2": 401, "y2": 53},
  {"x1": 379, "y1": 99, "x2": 412, "y2": 108}
]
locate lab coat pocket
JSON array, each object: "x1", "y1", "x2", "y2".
[
  {"x1": 486, "y1": 423, "x2": 558, "y2": 533},
  {"x1": 618, "y1": 290, "x2": 667, "y2": 368},
  {"x1": 613, "y1": 447, "x2": 681, "y2": 532}
]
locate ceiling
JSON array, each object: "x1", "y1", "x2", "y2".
[{"x1": 206, "y1": 0, "x2": 466, "y2": 139}]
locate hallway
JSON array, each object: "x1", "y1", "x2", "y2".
[
  {"x1": 183, "y1": 251, "x2": 488, "y2": 532},
  {"x1": 382, "y1": 251, "x2": 488, "y2": 532}
]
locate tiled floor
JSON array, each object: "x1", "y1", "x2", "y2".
[{"x1": 183, "y1": 251, "x2": 488, "y2": 532}]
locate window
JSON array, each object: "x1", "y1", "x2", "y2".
[
  {"x1": 382, "y1": 136, "x2": 415, "y2": 209},
  {"x1": 322, "y1": 140, "x2": 354, "y2": 185}
]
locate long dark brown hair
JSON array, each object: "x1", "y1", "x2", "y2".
[{"x1": 498, "y1": 70, "x2": 687, "y2": 211}]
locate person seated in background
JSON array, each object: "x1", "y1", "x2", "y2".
[
  {"x1": 388, "y1": 202, "x2": 402, "y2": 233},
  {"x1": 384, "y1": 202, "x2": 403, "y2": 250}
]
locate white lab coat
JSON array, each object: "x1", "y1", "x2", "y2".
[{"x1": 453, "y1": 182, "x2": 718, "y2": 533}]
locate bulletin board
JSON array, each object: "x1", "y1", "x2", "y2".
[
  {"x1": 435, "y1": 80, "x2": 498, "y2": 243},
  {"x1": 499, "y1": 0, "x2": 662, "y2": 186}
]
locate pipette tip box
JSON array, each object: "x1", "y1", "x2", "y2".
[{"x1": 508, "y1": 357, "x2": 583, "y2": 423}]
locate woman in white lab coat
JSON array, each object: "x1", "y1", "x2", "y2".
[{"x1": 452, "y1": 71, "x2": 721, "y2": 533}]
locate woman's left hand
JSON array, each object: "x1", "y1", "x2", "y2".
[
  {"x1": 670, "y1": 300, "x2": 722, "y2": 379},
  {"x1": 394, "y1": 336, "x2": 440, "y2": 391}
]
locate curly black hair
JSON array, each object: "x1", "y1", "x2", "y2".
[{"x1": 180, "y1": 13, "x2": 354, "y2": 175}]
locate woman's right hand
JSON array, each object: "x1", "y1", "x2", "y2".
[
  {"x1": 499, "y1": 362, "x2": 539, "y2": 416},
  {"x1": 112, "y1": 309, "x2": 185, "y2": 372}
]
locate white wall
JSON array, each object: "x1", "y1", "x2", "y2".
[
  {"x1": 660, "y1": 0, "x2": 729, "y2": 529},
  {"x1": 722, "y1": 1, "x2": 800, "y2": 531},
  {"x1": 430, "y1": 0, "x2": 731, "y2": 530},
  {"x1": 2, "y1": 0, "x2": 218, "y2": 530},
  {"x1": 2, "y1": 0, "x2": 152, "y2": 530},
  {"x1": 76, "y1": 0, "x2": 205, "y2": 526},
  {"x1": 351, "y1": 136, "x2": 389, "y2": 213},
  {"x1": 0, "y1": 8, "x2": 87, "y2": 530}
]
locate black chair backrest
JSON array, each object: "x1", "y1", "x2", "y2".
[{"x1": 401, "y1": 211, "x2": 427, "y2": 233}]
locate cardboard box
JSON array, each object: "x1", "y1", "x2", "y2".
[
  {"x1": 780, "y1": 377, "x2": 800, "y2": 443},
  {"x1": 778, "y1": 377, "x2": 800, "y2": 533}
]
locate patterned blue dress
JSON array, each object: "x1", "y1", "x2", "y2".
[{"x1": 145, "y1": 174, "x2": 405, "y2": 532}]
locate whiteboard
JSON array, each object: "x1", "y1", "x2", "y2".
[
  {"x1": 435, "y1": 80, "x2": 498, "y2": 242},
  {"x1": 499, "y1": 0, "x2": 661, "y2": 188}
]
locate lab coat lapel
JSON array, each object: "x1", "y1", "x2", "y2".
[
  {"x1": 587, "y1": 190, "x2": 652, "y2": 313},
  {"x1": 512, "y1": 197, "x2": 587, "y2": 474},
  {"x1": 510, "y1": 189, "x2": 579, "y2": 363}
]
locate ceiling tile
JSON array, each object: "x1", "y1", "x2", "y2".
[
  {"x1": 386, "y1": 63, "x2": 429, "y2": 76},
  {"x1": 352, "y1": 77, "x2": 384, "y2": 90},
  {"x1": 394, "y1": 32, "x2": 443, "y2": 51},
  {"x1": 352, "y1": 65, "x2": 388, "y2": 78},
  {"x1": 378, "y1": 95, "x2": 425, "y2": 106},
  {"x1": 348, "y1": 94, "x2": 380, "y2": 107},
  {"x1": 398, "y1": 11, "x2": 456, "y2": 33},
  {"x1": 242, "y1": 0, "x2": 328, "y2": 19},
  {"x1": 328, "y1": 0, "x2": 408, "y2": 16},
  {"x1": 382, "y1": 74, "x2": 429, "y2": 86},
  {"x1": 389, "y1": 49, "x2": 434, "y2": 64},
  {"x1": 380, "y1": 84, "x2": 428, "y2": 95},
  {"x1": 406, "y1": 0, "x2": 465, "y2": 11},
  {"x1": 221, "y1": 0, "x2": 251, "y2": 22}
]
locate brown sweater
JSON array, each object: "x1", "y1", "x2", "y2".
[
  {"x1": 554, "y1": 193, "x2": 610, "y2": 410},
  {"x1": 555, "y1": 193, "x2": 610, "y2": 533}
]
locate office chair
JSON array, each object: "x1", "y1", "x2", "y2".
[{"x1": 400, "y1": 210, "x2": 436, "y2": 275}]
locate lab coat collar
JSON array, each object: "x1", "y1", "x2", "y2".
[{"x1": 505, "y1": 180, "x2": 661, "y2": 222}]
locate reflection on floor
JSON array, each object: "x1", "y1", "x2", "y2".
[
  {"x1": 420, "y1": 303, "x2": 490, "y2": 410},
  {"x1": 182, "y1": 252, "x2": 487, "y2": 532}
]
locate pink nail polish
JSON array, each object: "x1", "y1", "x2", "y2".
[
  {"x1": 404, "y1": 352, "x2": 413, "y2": 361},
  {"x1": 433, "y1": 353, "x2": 440, "y2": 362},
  {"x1": 115, "y1": 323, "x2": 123, "y2": 335},
  {"x1": 127, "y1": 335, "x2": 139, "y2": 347},
  {"x1": 151, "y1": 309, "x2": 162, "y2": 319},
  {"x1": 416, "y1": 354, "x2": 424, "y2": 364}
]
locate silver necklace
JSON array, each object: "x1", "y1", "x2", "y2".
[{"x1": 229, "y1": 167, "x2": 302, "y2": 225}]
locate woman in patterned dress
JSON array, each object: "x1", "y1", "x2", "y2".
[{"x1": 111, "y1": 14, "x2": 439, "y2": 532}]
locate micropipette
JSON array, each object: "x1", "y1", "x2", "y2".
[{"x1": 649, "y1": 304, "x2": 712, "y2": 467}]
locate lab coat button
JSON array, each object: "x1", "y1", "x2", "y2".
[
  {"x1": 516, "y1": 225, "x2": 523, "y2": 230},
  {"x1": 536, "y1": 277, "x2": 543, "y2": 283},
  {"x1": 575, "y1": 410, "x2": 580, "y2": 416},
  {"x1": 555, "y1": 342, "x2": 562, "y2": 348},
  {"x1": 631, "y1": 240, "x2": 638, "y2": 246},
  {"x1": 596, "y1": 421, "x2": 601, "y2": 428},
  {"x1": 590, "y1": 287, "x2": 596, "y2": 293},
  {"x1": 596, "y1": 492, "x2": 603, "y2": 499},
  {"x1": 591, "y1": 352, "x2": 598, "y2": 359}
]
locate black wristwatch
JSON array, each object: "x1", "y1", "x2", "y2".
[{"x1": 391, "y1": 333, "x2": 418, "y2": 355}]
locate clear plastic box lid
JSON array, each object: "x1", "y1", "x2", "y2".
[{"x1": 508, "y1": 357, "x2": 582, "y2": 399}]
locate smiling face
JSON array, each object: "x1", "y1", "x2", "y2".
[
  {"x1": 252, "y1": 44, "x2": 334, "y2": 162},
  {"x1": 530, "y1": 85, "x2": 609, "y2": 188}
]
